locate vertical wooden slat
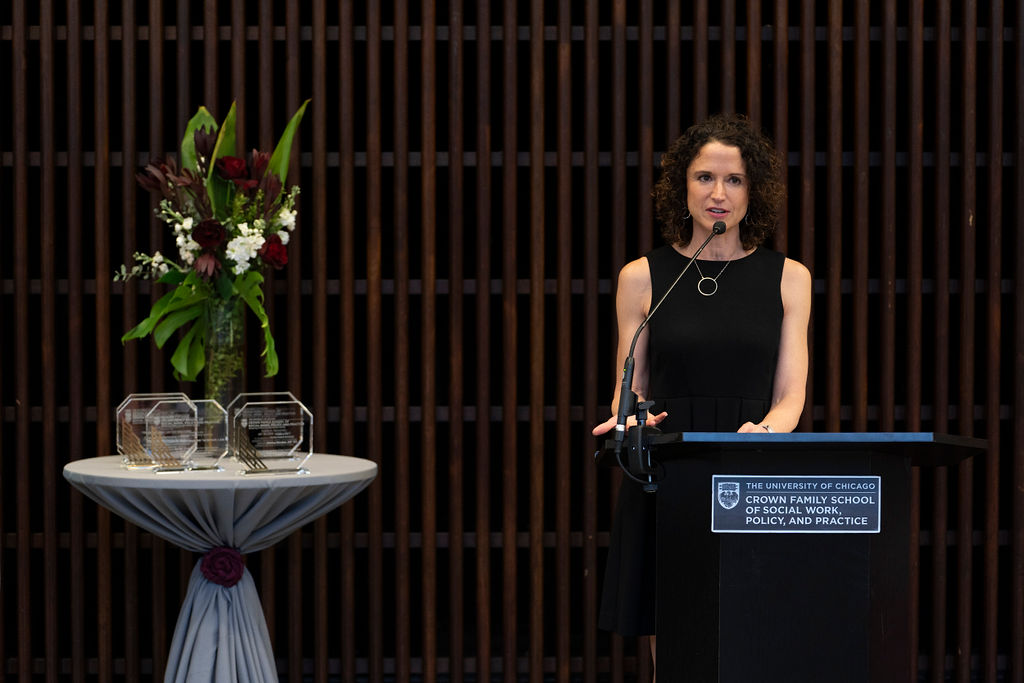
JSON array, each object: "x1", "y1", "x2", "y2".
[
  {"x1": 421, "y1": 3, "x2": 439, "y2": 680},
  {"x1": 931, "y1": 3, "x2": 952, "y2": 679},
  {"x1": 694, "y1": 0, "x2": 709, "y2": 122},
  {"x1": 204, "y1": 0, "x2": 218, "y2": 107},
  {"x1": 365, "y1": 3, "x2": 385, "y2": 681},
  {"x1": 772, "y1": 0, "x2": 788, "y2": 253},
  {"x1": 666, "y1": 0, "x2": 681, "y2": 140},
  {"x1": 638, "y1": 0, "x2": 653, "y2": 257},
  {"x1": 40, "y1": 2, "x2": 60, "y2": 680},
  {"x1": 501, "y1": 2, "x2": 519, "y2": 680},
  {"x1": 907, "y1": 1, "x2": 925, "y2": 679},
  {"x1": 448, "y1": 3, "x2": 466, "y2": 682},
  {"x1": 745, "y1": 0, "x2": 761, "y2": 124},
  {"x1": 393, "y1": 2, "x2": 412, "y2": 681},
  {"x1": 721, "y1": 0, "x2": 736, "y2": 113},
  {"x1": 311, "y1": 2, "x2": 329, "y2": 681},
  {"x1": 231, "y1": 0, "x2": 246, "y2": 150},
  {"x1": 1015, "y1": 1, "x2": 1024, "y2": 675},
  {"x1": 258, "y1": 0, "x2": 274, "y2": 149},
  {"x1": 983, "y1": 3, "x2": 1003, "y2": 682},
  {"x1": 880, "y1": 1, "x2": 896, "y2": 432},
  {"x1": 528, "y1": 1, "x2": 545, "y2": 681},
  {"x1": 175, "y1": 1, "x2": 190, "y2": 133},
  {"x1": 957, "y1": 4, "x2": 977, "y2": 682},
  {"x1": 474, "y1": 2, "x2": 494, "y2": 679},
  {"x1": 798, "y1": 0, "x2": 815, "y2": 434},
  {"x1": 852, "y1": 1, "x2": 869, "y2": 432},
  {"x1": 555, "y1": 6, "x2": 572, "y2": 682},
  {"x1": 285, "y1": 3, "x2": 304, "y2": 680},
  {"x1": 67, "y1": 1, "x2": 87, "y2": 678},
  {"x1": 12, "y1": 0, "x2": 30, "y2": 679},
  {"x1": 337, "y1": 3, "x2": 357, "y2": 680},
  {"x1": 825, "y1": 0, "x2": 842, "y2": 431},
  {"x1": 147, "y1": 0, "x2": 165, "y2": 393},
  {"x1": 582, "y1": 3, "x2": 600, "y2": 681}
]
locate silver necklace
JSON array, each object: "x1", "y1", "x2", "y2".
[{"x1": 694, "y1": 259, "x2": 731, "y2": 296}]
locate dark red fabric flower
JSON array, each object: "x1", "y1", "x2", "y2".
[
  {"x1": 232, "y1": 178, "x2": 260, "y2": 192},
  {"x1": 192, "y1": 218, "x2": 226, "y2": 249},
  {"x1": 216, "y1": 156, "x2": 248, "y2": 180},
  {"x1": 194, "y1": 252, "x2": 221, "y2": 279},
  {"x1": 259, "y1": 234, "x2": 288, "y2": 269},
  {"x1": 200, "y1": 546, "x2": 245, "y2": 587}
]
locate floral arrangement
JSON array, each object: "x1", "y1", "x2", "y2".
[{"x1": 117, "y1": 101, "x2": 308, "y2": 384}]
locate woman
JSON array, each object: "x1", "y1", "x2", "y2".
[{"x1": 592, "y1": 113, "x2": 812, "y2": 665}]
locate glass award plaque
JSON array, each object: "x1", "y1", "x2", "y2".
[
  {"x1": 228, "y1": 394, "x2": 313, "y2": 474},
  {"x1": 116, "y1": 392, "x2": 193, "y2": 468},
  {"x1": 192, "y1": 399, "x2": 229, "y2": 469},
  {"x1": 145, "y1": 398, "x2": 198, "y2": 471}
]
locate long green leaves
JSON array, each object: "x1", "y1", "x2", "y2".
[{"x1": 267, "y1": 99, "x2": 310, "y2": 183}]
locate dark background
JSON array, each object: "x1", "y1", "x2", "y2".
[{"x1": 1, "y1": 1, "x2": 1022, "y2": 681}]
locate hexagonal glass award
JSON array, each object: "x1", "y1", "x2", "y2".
[
  {"x1": 116, "y1": 392, "x2": 192, "y2": 468},
  {"x1": 191, "y1": 399, "x2": 229, "y2": 469},
  {"x1": 228, "y1": 393, "x2": 313, "y2": 474},
  {"x1": 145, "y1": 398, "x2": 198, "y2": 471}
]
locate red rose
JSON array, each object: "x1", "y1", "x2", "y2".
[
  {"x1": 259, "y1": 233, "x2": 288, "y2": 269},
  {"x1": 200, "y1": 546, "x2": 245, "y2": 587},
  {"x1": 216, "y1": 156, "x2": 248, "y2": 180},
  {"x1": 192, "y1": 218, "x2": 225, "y2": 249}
]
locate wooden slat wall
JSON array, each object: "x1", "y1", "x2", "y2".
[{"x1": 2, "y1": 2, "x2": 1023, "y2": 681}]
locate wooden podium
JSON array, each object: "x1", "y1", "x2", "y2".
[{"x1": 602, "y1": 432, "x2": 985, "y2": 683}]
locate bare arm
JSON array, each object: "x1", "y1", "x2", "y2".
[
  {"x1": 593, "y1": 257, "x2": 669, "y2": 435},
  {"x1": 738, "y1": 257, "x2": 812, "y2": 433}
]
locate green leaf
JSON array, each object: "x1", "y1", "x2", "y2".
[
  {"x1": 157, "y1": 269, "x2": 188, "y2": 286},
  {"x1": 206, "y1": 102, "x2": 238, "y2": 220},
  {"x1": 236, "y1": 272, "x2": 278, "y2": 377},
  {"x1": 152, "y1": 303, "x2": 204, "y2": 349},
  {"x1": 180, "y1": 106, "x2": 218, "y2": 173},
  {"x1": 170, "y1": 321, "x2": 204, "y2": 381},
  {"x1": 121, "y1": 290, "x2": 177, "y2": 342},
  {"x1": 267, "y1": 99, "x2": 310, "y2": 183}
]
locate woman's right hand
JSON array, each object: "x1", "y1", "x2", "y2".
[{"x1": 592, "y1": 411, "x2": 668, "y2": 436}]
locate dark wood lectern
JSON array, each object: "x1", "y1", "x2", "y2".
[{"x1": 603, "y1": 432, "x2": 985, "y2": 683}]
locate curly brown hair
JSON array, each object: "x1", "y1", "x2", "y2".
[{"x1": 653, "y1": 113, "x2": 785, "y2": 250}]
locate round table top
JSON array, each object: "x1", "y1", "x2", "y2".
[{"x1": 63, "y1": 453, "x2": 378, "y2": 491}]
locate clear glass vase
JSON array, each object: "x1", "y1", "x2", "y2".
[{"x1": 204, "y1": 296, "x2": 246, "y2": 408}]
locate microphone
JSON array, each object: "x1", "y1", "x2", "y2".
[{"x1": 612, "y1": 221, "x2": 727, "y2": 466}]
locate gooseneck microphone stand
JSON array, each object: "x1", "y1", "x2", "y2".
[{"x1": 612, "y1": 221, "x2": 726, "y2": 492}]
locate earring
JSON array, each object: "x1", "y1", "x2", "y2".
[{"x1": 682, "y1": 206, "x2": 691, "y2": 220}]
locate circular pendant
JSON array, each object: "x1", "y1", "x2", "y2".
[{"x1": 697, "y1": 276, "x2": 719, "y2": 296}]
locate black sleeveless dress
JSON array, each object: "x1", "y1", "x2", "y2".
[{"x1": 598, "y1": 245, "x2": 785, "y2": 636}]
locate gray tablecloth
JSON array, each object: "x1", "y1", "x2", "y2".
[{"x1": 64, "y1": 454, "x2": 377, "y2": 683}]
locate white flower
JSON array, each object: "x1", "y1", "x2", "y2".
[
  {"x1": 174, "y1": 216, "x2": 194, "y2": 235},
  {"x1": 178, "y1": 238, "x2": 199, "y2": 265},
  {"x1": 277, "y1": 230, "x2": 290, "y2": 245},
  {"x1": 226, "y1": 233, "x2": 265, "y2": 274},
  {"x1": 150, "y1": 252, "x2": 170, "y2": 276},
  {"x1": 277, "y1": 208, "x2": 297, "y2": 230}
]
